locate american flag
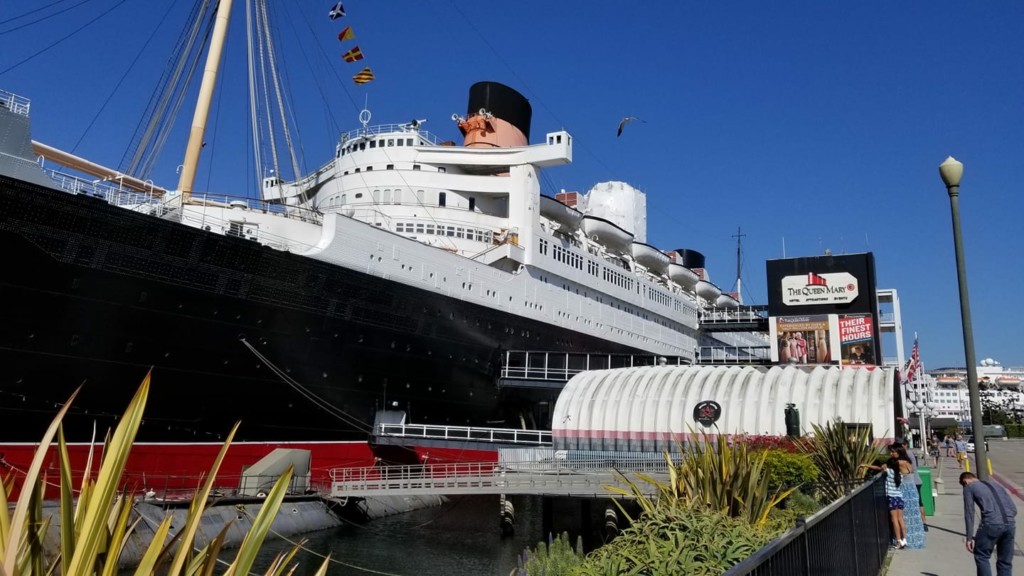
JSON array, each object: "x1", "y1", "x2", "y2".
[{"x1": 904, "y1": 336, "x2": 920, "y2": 384}]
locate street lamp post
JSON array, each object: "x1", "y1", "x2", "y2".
[{"x1": 939, "y1": 156, "x2": 989, "y2": 480}]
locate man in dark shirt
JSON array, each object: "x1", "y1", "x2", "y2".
[{"x1": 960, "y1": 472, "x2": 1017, "y2": 576}]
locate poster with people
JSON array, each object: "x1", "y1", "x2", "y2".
[
  {"x1": 838, "y1": 314, "x2": 876, "y2": 365},
  {"x1": 769, "y1": 315, "x2": 839, "y2": 365}
]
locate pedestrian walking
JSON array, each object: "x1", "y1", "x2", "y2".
[
  {"x1": 928, "y1": 437, "x2": 940, "y2": 468},
  {"x1": 955, "y1": 436, "x2": 968, "y2": 469},
  {"x1": 960, "y1": 472, "x2": 1017, "y2": 576},
  {"x1": 946, "y1": 435, "x2": 955, "y2": 457}
]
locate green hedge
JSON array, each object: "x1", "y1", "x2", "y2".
[
  {"x1": 761, "y1": 449, "x2": 819, "y2": 492},
  {"x1": 1007, "y1": 424, "x2": 1024, "y2": 438}
]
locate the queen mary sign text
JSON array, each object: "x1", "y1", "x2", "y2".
[{"x1": 781, "y1": 272, "x2": 860, "y2": 306}]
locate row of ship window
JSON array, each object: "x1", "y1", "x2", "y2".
[
  {"x1": 395, "y1": 222, "x2": 493, "y2": 243},
  {"x1": 538, "y1": 238, "x2": 680, "y2": 314},
  {"x1": 338, "y1": 136, "x2": 423, "y2": 156},
  {"x1": 321, "y1": 190, "x2": 473, "y2": 212}
]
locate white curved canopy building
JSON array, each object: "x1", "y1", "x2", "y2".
[{"x1": 552, "y1": 365, "x2": 897, "y2": 453}]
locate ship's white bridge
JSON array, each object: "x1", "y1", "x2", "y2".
[{"x1": 328, "y1": 455, "x2": 667, "y2": 498}]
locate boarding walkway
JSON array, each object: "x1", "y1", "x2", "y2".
[
  {"x1": 328, "y1": 459, "x2": 668, "y2": 499},
  {"x1": 887, "y1": 444, "x2": 1024, "y2": 575}
]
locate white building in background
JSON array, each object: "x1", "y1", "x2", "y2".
[{"x1": 927, "y1": 359, "x2": 1024, "y2": 421}]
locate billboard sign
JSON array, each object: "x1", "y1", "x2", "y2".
[
  {"x1": 781, "y1": 272, "x2": 860, "y2": 306},
  {"x1": 838, "y1": 314, "x2": 876, "y2": 365}
]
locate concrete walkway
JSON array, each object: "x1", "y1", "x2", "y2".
[{"x1": 886, "y1": 447, "x2": 1024, "y2": 576}]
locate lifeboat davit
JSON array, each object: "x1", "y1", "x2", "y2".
[
  {"x1": 631, "y1": 242, "x2": 670, "y2": 275},
  {"x1": 582, "y1": 215, "x2": 634, "y2": 256},
  {"x1": 695, "y1": 280, "x2": 721, "y2": 301},
  {"x1": 715, "y1": 294, "x2": 740, "y2": 308},
  {"x1": 540, "y1": 195, "x2": 584, "y2": 231},
  {"x1": 668, "y1": 263, "x2": 699, "y2": 289}
]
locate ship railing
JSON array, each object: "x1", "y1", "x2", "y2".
[
  {"x1": 698, "y1": 304, "x2": 768, "y2": 324},
  {"x1": 338, "y1": 124, "x2": 443, "y2": 147},
  {"x1": 185, "y1": 193, "x2": 323, "y2": 225},
  {"x1": 376, "y1": 423, "x2": 552, "y2": 446},
  {"x1": 500, "y1": 350, "x2": 690, "y2": 382},
  {"x1": 0, "y1": 89, "x2": 31, "y2": 116},
  {"x1": 44, "y1": 169, "x2": 165, "y2": 207},
  {"x1": 116, "y1": 472, "x2": 319, "y2": 503},
  {"x1": 698, "y1": 345, "x2": 772, "y2": 364}
]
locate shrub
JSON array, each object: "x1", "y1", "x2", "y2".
[
  {"x1": 761, "y1": 449, "x2": 819, "y2": 492},
  {"x1": 511, "y1": 532, "x2": 585, "y2": 576},
  {"x1": 577, "y1": 504, "x2": 779, "y2": 576}
]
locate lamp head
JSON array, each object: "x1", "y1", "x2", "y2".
[{"x1": 939, "y1": 156, "x2": 964, "y2": 188}]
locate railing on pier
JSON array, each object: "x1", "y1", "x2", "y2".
[
  {"x1": 329, "y1": 458, "x2": 668, "y2": 498},
  {"x1": 376, "y1": 423, "x2": 552, "y2": 446},
  {"x1": 723, "y1": 474, "x2": 889, "y2": 576},
  {"x1": 500, "y1": 350, "x2": 690, "y2": 383}
]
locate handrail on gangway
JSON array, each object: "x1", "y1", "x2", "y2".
[{"x1": 328, "y1": 460, "x2": 666, "y2": 498}]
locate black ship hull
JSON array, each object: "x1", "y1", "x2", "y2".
[{"x1": 0, "y1": 175, "x2": 648, "y2": 445}]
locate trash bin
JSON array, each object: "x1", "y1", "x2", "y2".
[{"x1": 918, "y1": 467, "x2": 935, "y2": 516}]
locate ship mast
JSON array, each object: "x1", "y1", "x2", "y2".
[
  {"x1": 732, "y1": 226, "x2": 745, "y2": 305},
  {"x1": 177, "y1": 0, "x2": 235, "y2": 200}
]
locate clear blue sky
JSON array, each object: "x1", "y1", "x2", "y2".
[{"x1": 2, "y1": 1, "x2": 1022, "y2": 368}]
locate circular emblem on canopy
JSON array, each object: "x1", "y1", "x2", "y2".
[{"x1": 693, "y1": 400, "x2": 722, "y2": 428}]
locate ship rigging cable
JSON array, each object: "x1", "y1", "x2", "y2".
[{"x1": 240, "y1": 339, "x2": 372, "y2": 433}]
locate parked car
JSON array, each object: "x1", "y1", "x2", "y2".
[{"x1": 966, "y1": 435, "x2": 990, "y2": 453}]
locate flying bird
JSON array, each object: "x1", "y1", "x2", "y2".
[{"x1": 616, "y1": 116, "x2": 644, "y2": 137}]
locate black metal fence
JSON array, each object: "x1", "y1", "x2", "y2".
[{"x1": 724, "y1": 474, "x2": 890, "y2": 576}]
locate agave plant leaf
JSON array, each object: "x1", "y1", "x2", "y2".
[
  {"x1": 266, "y1": 540, "x2": 303, "y2": 576},
  {"x1": 0, "y1": 473, "x2": 9, "y2": 560},
  {"x1": 99, "y1": 496, "x2": 138, "y2": 576},
  {"x1": 63, "y1": 373, "x2": 149, "y2": 576},
  {"x1": 306, "y1": 561, "x2": 329, "y2": 576},
  {"x1": 225, "y1": 465, "x2": 295, "y2": 576},
  {"x1": 0, "y1": 386, "x2": 81, "y2": 576},
  {"x1": 165, "y1": 420, "x2": 241, "y2": 575},
  {"x1": 184, "y1": 543, "x2": 212, "y2": 576},
  {"x1": 56, "y1": 427, "x2": 76, "y2": 576},
  {"x1": 197, "y1": 521, "x2": 233, "y2": 576},
  {"x1": 132, "y1": 515, "x2": 174, "y2": 576}
]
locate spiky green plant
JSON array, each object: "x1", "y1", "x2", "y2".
[
  {"x1": 0, "y1": 372, "x2": 331, "y2": 576},
  {"x1": 609, "y1": 431, "x2": 795, "y2": 528},
  {"x1": 795, "y1": 418, "x2": 882, "y2": 502}
]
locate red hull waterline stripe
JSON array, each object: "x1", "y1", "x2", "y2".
[{"x1": 0, "y1": 440, "x2": 498, "y2": 500}]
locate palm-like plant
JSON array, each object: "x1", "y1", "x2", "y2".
[
  {"x1": 609, "y1": 430, "x2": 795, "y2": 529},
  {"x1": 795, "y1": 419, "x2": 881, "y2": 502},
  {"x1": 0, "y1": 372, "x2": 331, "y2": 575}
]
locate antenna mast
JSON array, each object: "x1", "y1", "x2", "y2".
[{"x1": 732, "y1": 226, "x2": 746, "y2": 304}]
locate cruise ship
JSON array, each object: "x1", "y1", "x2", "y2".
[{"x1": 0, "y1": 4, "x2": 764, "y2": 487}]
